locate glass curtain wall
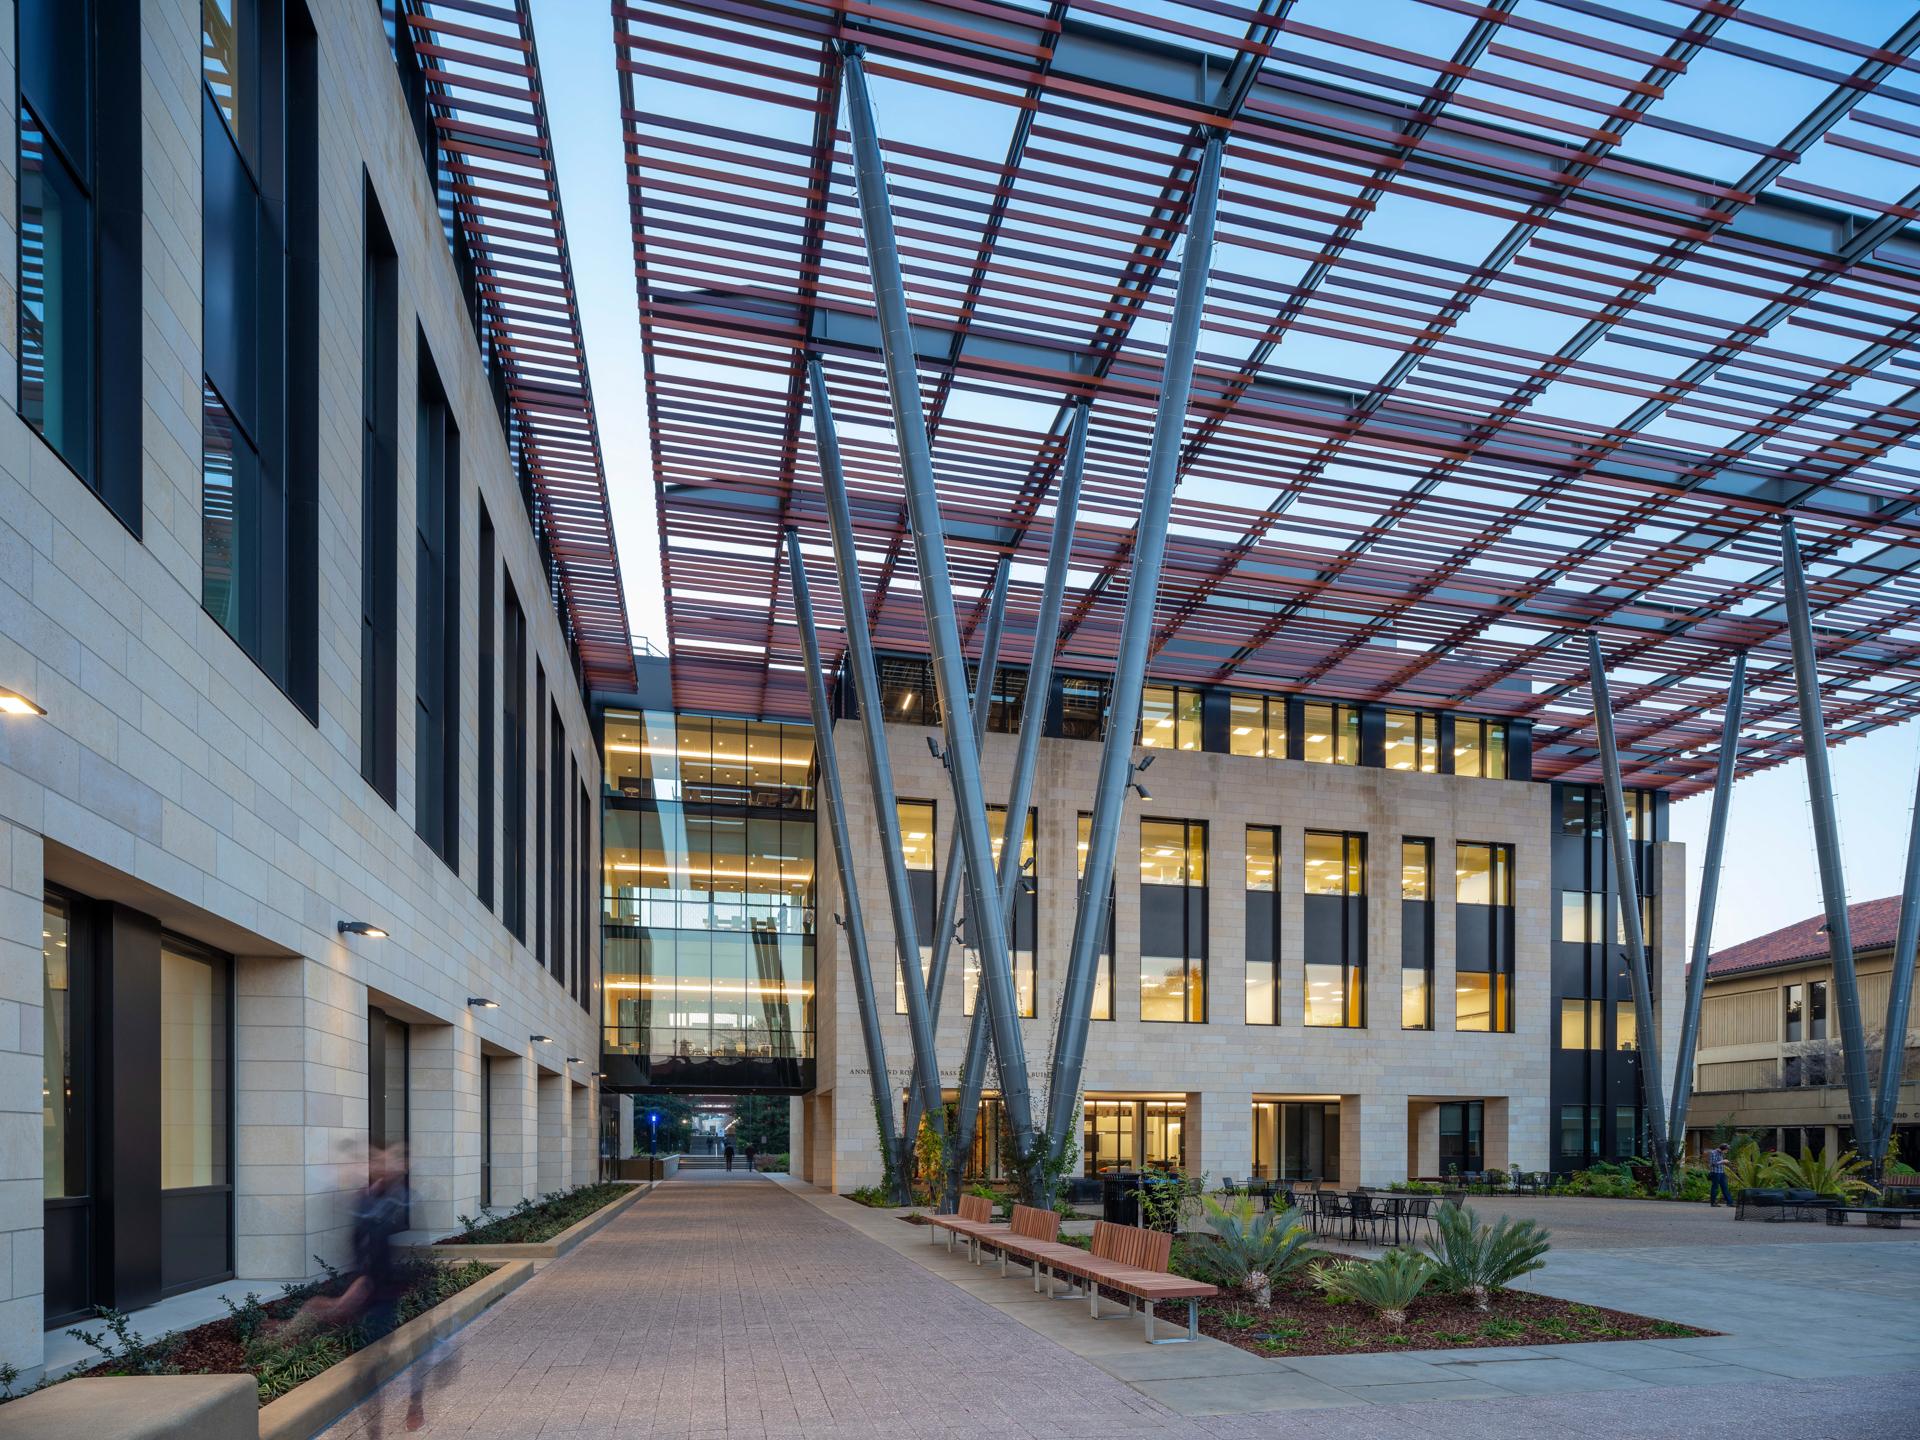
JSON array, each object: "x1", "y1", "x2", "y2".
[
  {"x1": 1076, "y1": 814, "x2": 1116, "y2": 1021},
  {"x1": 1140, "y1": 821, "x2": 1206, "y2": 1022},
  {"x1": 602, "y1": 713, "x2": 817, "y2": 1076}
]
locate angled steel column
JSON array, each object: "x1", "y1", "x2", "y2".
[
  {"x1": 840, "y1": 46, "x2": 1036, "y2": 1151},
  {"x1": 1587, "y1": 632, "x2": 1672, "y2": 1188},
  {"x1": 784, "y1": 527, "x2": 898, "y2": 1168},
  {"x1": 807, "y1": 360, "x2": 945, "y2": 1171},
  {"x1": 1871, "y1": 754, "x2": 1920, "y2": 1176},
  {"x1": 902, "y1": 554, "x2": 1011, "y2": 1147},
  {"x1": 950, "y1": 404, "x2": 1091, "y2": 1203},
  {"x1": 1666, "y1": 651, "x2": 1745, "y2": 1164},
  {"x1": 1780, "y1": 518, "x2": 1877, "y2": 1148},
  {"x1": 1046, "y1": 134, "x2": 1227, "y2": 1159}
]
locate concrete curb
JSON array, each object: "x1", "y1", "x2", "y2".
[
  {"x1": 400, "y1": 1180, "x2": 651, "y2": 1263},
  {"x1": 256, "y1": 1259, "x2": 532, "y2": 1440}
]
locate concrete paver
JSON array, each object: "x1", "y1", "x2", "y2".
[{"x1": 325, "y1": 1176, "x2": 1915, "y2": 1438}]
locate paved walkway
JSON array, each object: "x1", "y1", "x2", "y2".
[{"x1": 327, "y1": 1176, "x2": 1915, "y2": 1438}]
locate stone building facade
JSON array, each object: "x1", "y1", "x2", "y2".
[{"x1": 2, "y1": 0, "x2": 600, "y2": 1379}]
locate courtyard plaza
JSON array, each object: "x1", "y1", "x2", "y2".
[{"x1": 327, "y1": 1172, "x2": 1917, "y2": 1438}]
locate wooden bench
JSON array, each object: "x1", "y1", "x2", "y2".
[
  {"x1": 1029, "y1": 1220, "x2": 1218, "y2": 1344},
  {"x1": 925, "y1": 1193, "x2": 998, "y2": 1258},
  {"x1": 977, "y1": 1203, "x2": 1073, "y2": 1278}
]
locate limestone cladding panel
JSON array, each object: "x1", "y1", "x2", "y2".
[
  {"x1": 0, "y1": 0, "x2": 601, "y2": 1370},
  {"x1": 817, "y1": 718, "x2": 1596, "y2": 1190}
]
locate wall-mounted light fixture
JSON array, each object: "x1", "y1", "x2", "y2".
[
  {"x1": 566, "y1": 1056, "x2": 583, "y2": 1064},
  {"x1": 530, "y1": 1034, "x2": 553, "y2": 1045},
  {"x1": 0, "y1": 686, "x2": 46, "y2": 717},
  {"x1": 337, "y1": 920, "x2": 389, "y2": 939},
  {"x1": 467, "y1": 997, "x2": 499, "y2": 1009}
]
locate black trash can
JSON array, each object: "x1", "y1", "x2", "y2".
[{"x1": 1101, "y1": 1171, "x2": 1148, "y2": 1225}]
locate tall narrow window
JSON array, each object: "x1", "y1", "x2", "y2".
[
  {"x1": 1809, "y1": 979, "x2": 1827, "y2": 1041},
  {"x1": 1139, "y1": 820, "x2": 1207, "y2": 1022},
  {"x1": 477, "y1": 506, "x2": 496, "y2": 909},
  {"x1": 1303, "y1": 830, "x2": 1365, "y2": 1026},
  {"x1": 1401, "y1": 839, "x2": 1434, "y2": 1029},
  {"x1": 1784, "y1": 983, "x2": 1804, "y2": 1043},
  {"x1": 360, "y1": 184, "x2": 398, "y2": 804},
  {"x1": 502, "y1": 582, "x2": 528, "y2": 941},
  {"x1": 1246, "y1": 827, "x2": 1280, "y2": 1025},
  {"x1": 160, "y1": 935, "x2": 233, "y2": 1295},
  {"x1": 414, "y1": 342, "x2": 460, "y2": 867},
  {"x1": 551, "y1": 702, "x2": 567, "y2": 984},
  {"x1": 1140, "y1": 686, "x2": 1202, "y2": 750},
  {"x1": 578, "y1": 771, "x2": 592, "y2": 1010},
  {"x1": 1384, "y1": 710, "x2": 1439, "y2": 773},
  {"x1": 895, "y1": 801, "x2": 937, "y2": 1014},
  {"x1": 1455, "y1": 842, "x2": 1515, "y2": 1032},
  {"x1": 967, "y1": 808, "x2": 1035, "y2": 1017},
  {"x1": 1302, "y1": 703, "x2": 1359, "y2": 765},
  {"x1": 536, "y1": 666, "x2": 548, "y2": 964},
  {"x1": 201, "y1": 0, "x2": 318, "y2": 714},
  {"x1": 1228, "y1": 694, "x2": 1287, "y2": 757},
  {"x1": 1077, "y1": 814, "x2": 1116, "y2": 1020}
]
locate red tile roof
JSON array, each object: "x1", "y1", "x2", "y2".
[{"x1": 1707, "y1": 895, "x2": 1905, "y2": 978}]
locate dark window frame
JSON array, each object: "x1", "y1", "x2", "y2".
[
  {"x1": 413, "y1": 332, "x2": 460, "y2": 868},
  {"x1": 359, "y1": 177, "x2": 398, "y2": 805}
]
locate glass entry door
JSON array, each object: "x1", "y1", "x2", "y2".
[{"x1": 1439, "y1": 1101, "x2": 1485, "y2": 1174}]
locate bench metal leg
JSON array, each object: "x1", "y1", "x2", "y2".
[{"x1": 1144, "y1": 1298, "x2": 1198, "y2": 1345}]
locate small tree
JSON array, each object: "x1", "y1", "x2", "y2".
[
  {"x1": 731, "y1": 1095, "x2": 789, "y2": 1157},
  {"x1": 1424, "y1": 1202, "x2": 1551, "y2": 1311}
]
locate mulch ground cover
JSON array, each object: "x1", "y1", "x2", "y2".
[
  {"x1": 1193, "y1": 1279, "x2": 1711, "y2": 1358},
  {"x1": 438, "y1": 1182, "x2": 629, "y2": 1245},
  {"x1": 63, "y1": 1260, "x2": 496, "y2": 1405}
]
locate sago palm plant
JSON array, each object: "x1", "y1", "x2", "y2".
[
  {"x1": 1312, "y1": 1249, "x2": 1434, "y2": 1325},
  {"x1": 1187, "y1": 1196, "x2": 1312, "y2": 1306},
  {"x1": 1423, "y1": 1202, "x2": 1551, "y2": 1310},
  {"x1": 1768, "y1": 1147, "x2": 1877, "y2": 1201}
]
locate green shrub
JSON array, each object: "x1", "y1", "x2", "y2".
[
  {"x1": 442, "y1": 1183, "x2": 628, "y2": 1245},
  {"x1": 1183, "y1": 1197, "x2": 1312, "y2": 1305},
  {"x1": 847, "y1": 1184, "x2": 890, "y2": 1207},
  {"x1": 1768, "y1": 1148, "x2": 1877, "y2": 1201},
  {"x1": 1424, "y1": 1202, "x2": 1551, "y2": 1311},
  {"x1": 1311, "y1": 1249, "x2": 1433, "y2": 1325}
]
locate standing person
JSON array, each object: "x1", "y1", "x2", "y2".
[
  {"x1": 746, "y1": 1143, "x2": 758, "y2": 1174},
  {"x1": 1707, "y1": 1145, "x2": 1732, "y2": 1208},
  {"x1": 724, "y1": 1139, "x2": 735, "y2": 1172}
]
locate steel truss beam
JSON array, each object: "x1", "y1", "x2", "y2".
[
  {"x1": 839, "y1": 45, "x2": 1037, "y2": 1156},
  {"x1": 1587, "y1": 633, "x2": 1673, "y2": 1189},
  {"x1": 1780, "y1": 519, "x2": 1878, "y2": 1158},
  {"x1": 784, "y1": 527, "x2": 898, "y2": 1168},
  {"x1": 807, "y1": 360, "x2": 945, "y2": 1195},
  {"x1": 950, "y1": 403, "x2": 1092, "y2": 1206},
  {"x1": 1046, "y1": 135, "x2": 1227, "y2": 1162},
  {"x1": 1666, "y1": 651, "x2": 1745, "y2": 1164}
]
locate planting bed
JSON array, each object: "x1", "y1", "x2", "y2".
[
  {"x1": 63, "y1": 1259, "x2": 496, "y2": 1405},
  {"x1": 1194, "y1": 1279, "x2": 1709, "y2": 1358},
  {"x1": 438, "y1": 1183, "x2": 629, "y2": 1245}
]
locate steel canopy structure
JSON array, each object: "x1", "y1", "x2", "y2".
[
  {"x1": 400, "y1": 0, "x2": 636, "y2": 691},
  {"x1": 615, "y1": 0, "x2": 1920, "y2": 793}
]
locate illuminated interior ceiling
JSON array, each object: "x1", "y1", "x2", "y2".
[
  {"x1": 404, "y1": 1, "x2": 635, "y2": 689},
  {"x1": 614, "y1": 0, "x2": 1920, "y2": 793}
]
